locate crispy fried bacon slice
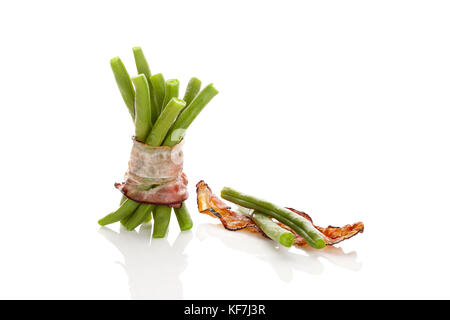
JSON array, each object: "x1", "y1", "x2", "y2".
[
  {"x1": 196, "y1": 180, "x2": 260, "y2": 233},
  {"x1": 196, "y1": 180, "x2": 364, "y2": 247},
  {"x1": 278, "y1": 208, "x2": 364, "y2": 246}
]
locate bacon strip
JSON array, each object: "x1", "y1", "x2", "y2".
[
  {"x1": 197, "y1": 180, "x2": 260, "y2": 233},
  {"x1": 115, "y1": 138, "x2": 188, "y2": 207},
  {"x1": 116, "y1": 172, "x2": 188, "y2": 208},
  {"x1": 196, "y1": 180, "x2": 364, "y2": 247}
]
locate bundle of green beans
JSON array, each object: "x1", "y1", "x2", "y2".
[
  {"x1": 98, "y1": 47, "x2": 218, "y2": 237},
  {"x1": 222, "y1": 187, "x2": 326, "y2": 249}
]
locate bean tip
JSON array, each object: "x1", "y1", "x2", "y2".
[
  {"x1": 314, "y1": 238, "x2": 326, "y2": 249},
  {"x1": 180, "y1": 223, "x2": 193, "y2": 231},
  {"x1": 206, "y1": 83, "x2": 218, "y2": 93},
  {"x1": 280, "y1": 233, "x2": 294, "y2": 247},
  {"x1": 110, "y1": 56, "x2": 121, "y2": 65}
]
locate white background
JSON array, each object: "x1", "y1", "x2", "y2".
[{"x1": 0, "y1": 0, "x2": 449, "y2": 299}]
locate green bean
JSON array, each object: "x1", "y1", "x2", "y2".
[
  {"x1": 110, "y1": 57, "x2": 135, "y2": 120},
  {"x1": 162, "y1": 79, "x2": 180, "y2": 111},
  {"x1": 114, "y1": 64, "x2": 151, "y2": 223},
  {"x1": 174, "y1": 202, "x2": 193, "y2": 231},
  {"x1": 220, "y1": 187, "x2": 326, "y2": 249},
  {"x1": 150, "y1": 73, "x2": 166, "y2": 116},
  {"x1": 120, "y1": 214, "x2": 131, "y2": 227},
  {"x1": 119, "y1": 195, "x2": 130, "y2": 225},
  {"x1": 132, "y1": 47, "x2": 152, "y2": 83},
  {"x1": 238, "y1": 207, "x2": 294, "y2": 247},
  {"x1": 145, "y1": 98, "x2": 186, "y2": 147},
  {"x1": 144, "y1": 210, "x2": 153, "y2": 223},
  {"x1": 152, "y1": 205, "x2": 172, "y2": 238},
  {"x1": 132, "y1": 47, "x2": 158, "y2": 124},
  {"x1": 121, "y1": 205, "x2": 151, "y2": 227},
  {"x1": 124, "y1": 204, "x2": 155, "y2": 231},
  {"x1": 163, "y1": 84, "x2": 219, "y2": 147},
  {"x1": 98, "y1": 199, "x2": 140, "y2": 226},
  {"x1": 183, "y1": 77, "x2": 202, "y2": 106},
  {"x1": 132, "y1": 75, "x2": 152, "y2": 141}
]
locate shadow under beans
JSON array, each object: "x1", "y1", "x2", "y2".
[
  {"x1": 98, "y1": 223, "x2": 193, "y2": 299},
  {"x1": 197, "y1": 223, "x2": 361, "y2": 282}
]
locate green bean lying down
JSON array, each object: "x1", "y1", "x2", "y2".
[
  {"x1": 221, "y1": 187, "x2": 326, "y2": 249},
  {"x1": 237, "y1": 207, "x2": 294, "y2": 247}
]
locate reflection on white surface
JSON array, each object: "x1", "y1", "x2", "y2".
[
  {"x1": 98, "y1": 221, "x2": 361, "y2": 299},
  {"x1": 98, "y1": 224, "x2": 193, "y2": 299},
  {"x1": 197, "y1": 224, "x2": 361, "y2": 281}
]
